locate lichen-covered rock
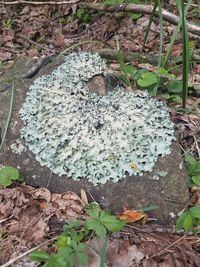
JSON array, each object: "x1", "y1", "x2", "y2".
[{"x1": 20, "y1": 52, "x2": 174, "y2": 185}]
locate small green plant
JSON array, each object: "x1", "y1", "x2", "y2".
[
  {"x1": 30, "y1": 203, "x2": 125, "y2": 267},
  {"x1": 185, "y1": 153, "x2": 200, "y2": 187},
  {"x1": 2, "y1": 18, "x2": 14, "y2": 30},
  {"x1": 76, "y1": 8, "x2": 91, "y2": 24},
  {"x1": 176, "y1": 206, "x2": 200, "y2": 232},
  {"x1": 0, "y1": 166, "x2": 23, "y2": 187},
  {"x1": 176, "y1": 153, "x2": 200, "y2": 232},
  {"x1": 162, "y1": 79, "x2": 182, "y2": 103},
  {"x1": 85, "y1": 203, "x2": 125, "y2": 238}
]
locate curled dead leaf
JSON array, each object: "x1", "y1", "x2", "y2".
[{"x1": 120, "y1": 209, "x2": 147, "y2": 224}]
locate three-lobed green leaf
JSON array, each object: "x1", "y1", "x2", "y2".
[{"x1": 85, "y1": 203, "x2": 125, "y2": 238}]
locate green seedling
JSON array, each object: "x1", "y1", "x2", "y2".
[
  {"x1": 185, "y1": 153, "x2": 200, "y2": 187},
  {"x1": 30, "y1": 203, "x2": 125, "y2": 267},
  {"x1": 176, "y1": 154, "x2": 200, "y2": 232},
  {"x1": 2, "y1": 18, "x2": 14, "y2": 30},
  {"x1": 176, "y1": 206, "x2": 200, "y2": 232},
  {"x1": 162, "y1": 79, "x2": 182, "y2": 103},
  {"x1": 85, "y1": 203, "x2": 125, "y2": 239},
  {"x1": 76, "y1": 8, "x2": 91, "y2": 24}
]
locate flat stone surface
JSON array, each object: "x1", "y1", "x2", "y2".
[{"x1": 0, "y1": 59, "x2": 189, "y2": 224}]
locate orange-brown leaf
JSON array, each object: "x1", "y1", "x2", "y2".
[{"x1": 119, "y1": 210, "x2": 147, "y2": 224}]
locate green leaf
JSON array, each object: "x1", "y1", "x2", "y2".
[
  {"x1": 130, "y1": 13, "x2": 141, "y2": 20},
  {"x1": 189, "y1": 206, "x2": 200, "y2": 219},
  {"x1": 162, "y1": 93, "x2": 171, "y2": 100},
  {"x1": 0, "y1": 166, "x2": 19, "y2": 187},
  {"x1": 85, "y1": 220, "x2": 107, "y2": 239},
  {"x1": 176, "y1": 212, "x2": 188, "y2": 230},
  {"x1": 56, "y1": 235, "x2": 71, "y2": 250},
  {"x1": 75, "y1": 243, "x2": 88, "y2": 266},
  {"x1": 85, "y1": 203, "x2": 100, "y2": 219},
  {"x1": 185, "y1": 153, "x2": 197, "y2": 165},
  {"x1": 43, "y1": 255, "x2": 66, "y2": 267},
  {"x1": 100, "y1": 211, "x2": 126, "y2": 232},
  {"x1": 137, "y1": 72, "x2": 158, "y2": 87},
  {"x1": 0, "y1": 176, "x2": 12, "y2": 187},
  {"x1": 157, "y1": 67, "x2": 175, "y2": 79},
  {"x1": 183, "y1": 213, "x2": 193, "y2": 232},
  {"x1": 171, "y1": 94, "x2": 182, "y2": 103},
  {"x1": 123, "y1": 65, "x2": 137, "y2": 76},
  {"x1": 192, "y1": 174, "x2": 200, "y2": 186},
  {"x1": 166, "y1": 80, "x2": 182, "y2": 93},
  {"x1": 188, "y1": 163, "x2": 200, "y2": 176},
  {"x1": 59, "y1": 246, "x2": 74, "y2": 265},
  {"x1": 29, "y1": 250, "x2": 50, "y2": 262}
]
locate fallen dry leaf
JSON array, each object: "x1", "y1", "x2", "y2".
[
  {"x1": 170, "y1": 43, "x2": 182, "y2": 57},
  {"x1": 120, "y1": 209, "x2": 148, "y2": 224},
  {"x1": 0, "y1": 184, "x2": 84, "y2": 249}
]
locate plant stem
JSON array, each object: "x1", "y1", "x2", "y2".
[
  {"x1": 142, "y1": 0, "x2": 158, "y2": 51},
  {"x1": 100, "y1": 235, "x2": 109, "y2": 267},
  {"x1": 181, "y1": 0, "x2": 189, "y2": 110}
]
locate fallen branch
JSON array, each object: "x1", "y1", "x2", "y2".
[
  {"x1": 0, "y1": 0, "x2": 79, "y2": 4},
  {"x1": 98, "y1": 49, "x2": 200, "y2": 65},
  {"x1": 79, "y1": 2, "x2": 200, "y2": 37}
]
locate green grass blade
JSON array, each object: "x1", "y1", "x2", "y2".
[
  {"x1": 151, "y1": 0, "x2": 163, "y2": 96},
  {"x1": 0, "y1": 63, "x2": 15, "y2": 151},
  {"x1": 142, "y1": 0, "x2": 158, "y2": 51},
  {"x1": 163, "y1": 0, "x2": 192, "y2": 67},
  {"x1": 100, "y1": 235, "x2": 108, "y2": 267},
  {"x1": 182, "y1": 5, "x2": 189, "y2": 110},
  {"x1": 157, "y1": 0, "x2": 163, "y2": 67},
  {"x1": 176, "y1": 0, "x2": 189, "y2": 110},
  {"x1": 50, "y1": 40, "x2": 109, "y2": 65}
]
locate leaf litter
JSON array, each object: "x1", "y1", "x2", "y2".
[{"x1": 0, "y1": 184, "x2": 84, "y2": 265}]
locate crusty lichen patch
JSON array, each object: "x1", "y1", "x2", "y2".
[{"x1": 20, "y1": 52, "x2": 174, "y2": 185}]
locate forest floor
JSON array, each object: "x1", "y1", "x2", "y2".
[{"x1": 0, "y1": 1, "x2": 200, "y2": 266}]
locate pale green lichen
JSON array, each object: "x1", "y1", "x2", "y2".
[
  {"x1": 20, "y1": 52, "x2": 174, "y2": 185},
  {"x1": 157, "y1": 170, "x2": 168, "y2": 177},
  {"x1": 10, "y1": 139, "x2": 27, "y2": 155}
]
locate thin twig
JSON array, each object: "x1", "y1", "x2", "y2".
[
  {"x1": 150, "y1": 235, "x2": 186, "y2": 259},
  {"x1": 0, "y1": 0, "x2": 79, "y2": 4},
  {"x1": 0, "y1": 214, "x2": 14, "y2": 224},
  {"x1": 0, "y1": 62, "x2": 15, "y2": 151},
  {"x1": 176, "y1": 245, "x2": 200, "y2": 264},
  {"x1": 1, "y1": 237, "x2": 57, "y2": 267}
]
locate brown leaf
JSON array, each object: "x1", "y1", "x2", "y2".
[
  {"x1": 170, "y1": 44, "x2": 182, "y2": 57},
  {"x1": 120, "y1": 209, "x2": 147, "y2": 224},
  {"x1": 0, "y1": 51, "x2": 12, "y2": 61}
]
